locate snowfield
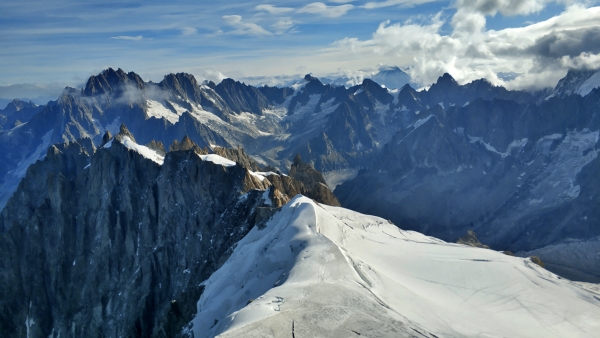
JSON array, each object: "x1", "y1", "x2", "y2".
[{"x1": 191, "y1": 196, "x2": 600, "y2": 338}]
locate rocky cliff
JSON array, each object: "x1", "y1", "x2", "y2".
[{"x1": 0, "y1": 125, "x2": 339, "y2": 337}]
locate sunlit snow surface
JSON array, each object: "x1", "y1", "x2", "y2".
[
  {"x1": 104, "y1": 136, "x2": 164, "y2": 165},
  {"x1": 577, "y1": 71, "x2": 600, "y2": 96},
  {"x1": 192, "y1": 196, "x2": 600, "y2": 338},
  {"x1": 198, "y1": 154, "x2": 236, "y2": 167}
]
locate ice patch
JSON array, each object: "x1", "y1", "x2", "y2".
[
  {"x1": 249, "y1": 171, "x2": 278, "y2": 182},
  {"x1": 288, "y1": 94, "x2": 321, "y2": 121},
  {"x1": 146, "y1": 99, "x2": 179, "y2": 124},
  {"x1": 468, "y1": 136, "x2": 528, "y2": 158},
  {"x1": 536, "y1": 133, "x2": 563, "y2": 156},
  {"x1": 453, "y1": 127, "x2": 465, "y2": 136},
  {"x1": 198, "y1": 154, "x2": 236, "y2": 167},
  {"x1": 412, "y1": 114, "x2": 433, "y2": 129},
  {"x1": 120, "y1": 136, "x2": 165, "y2": 165},
  {"x1": 396, "y1": 115, "x2": 434, "y2": 145}
]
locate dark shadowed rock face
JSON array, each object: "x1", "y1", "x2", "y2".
[
  {"x1": 84, "y1": 67, "x2": 145, "y2": 97},
  {"x1": 287, "y1": 154, "x2": 341, "y2": 207},
  {"x1": 289, "y1": 153, "x2": 327, "y2": 187},
  {"x1": 0, "y1": 127, "x2": 339, "y2": 337},
  {"x1": 214, "y1": 79, "x2": 272, "y2": 116}
]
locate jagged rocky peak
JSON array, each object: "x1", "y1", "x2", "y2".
[
  {"x1": 115, "y1": 123, "x2": 136, "y2": 143},
  {"x1": 159, "y1": 72, "x2": 201, "y2": 102},
  {"x1": 304, "y1": 73, "x2": 318, "y2": 82},
  {"x1": 257, "y1": 85, "x2": 295, "y2": 105},
  {"x1": 1, "y1": 99, "x2": 36, "y2": 115},
  {"x1": 436, "y1": 72, "x2": 457, "y2": 85},
  {"x1": 100, "y1": 130, "x2": 112, "y2": 147},
  {"x1": 214, "y1": 78, "x2": 271, "y2": 115},
  {"x1": 169, "y1": 135, "x2": 208, "y2": 154},
  {"x1": 145, "y1": 140, "x2": 166, "y2": 156},
  {"x1": 83, "y1": 67, "x2": 145, "y2": 97},
  {"x1": 357, "y1": 78, "x2": 393, "y2": 104},
  {"x1": 303, "y1": 74, "x2": 325, "y2": 92}
]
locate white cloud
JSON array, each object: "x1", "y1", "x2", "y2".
[
  {"x1": 363, "y1": 0, "x2": 438, "y2": 9},
  {"x1": 325, "y1": 5, "x2": 600, "y2": 90},
  {"x1": 297, "y1": 2, "x2": 354, "y2": 17},
  {"x1": 255, "y1": 4, "x2": 295, "y2": 14},
  {"x1": 272, "y1": 19, "x2": 294, "y2": 34},
  {"x1": 195, "y1": 69, "x2": 229, "y2": 84},
  {"x1": 110, "y1": 35, "x2": 143, "y2": 41},
  {"x1": 222, "y1": 15, "x2": 272, "y2": 36},
  {"x1": 456, "y1": 0, "x2": 549, "y2": 16},
  {"x1": 181, "y1": 27, "x2": 197, "y2": 36}
]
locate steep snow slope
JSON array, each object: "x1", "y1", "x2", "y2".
[
  {"x1": 191, "y1": 196, "x2": 600, "y2": 338},
  {"x1": 577, "y1": 71, "x2": 600, "y2": 96}
]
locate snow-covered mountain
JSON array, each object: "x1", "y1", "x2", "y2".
[
  {"x1": 549, "y1": 69, "x2": 600, "y2": 98},
  {"x1": 192, "y1": 195, "x2": 600, "y2": 337},
  {"x1": 2, "y1": 66, "x2": 600, "y2": 287},
  {"x1": 324, "y1": 65, "x2": 416, "y2": 89}
]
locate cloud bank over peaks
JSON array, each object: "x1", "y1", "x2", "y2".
[{"x1": 331, "y1": 4, "x2": 600, "y2": 90}]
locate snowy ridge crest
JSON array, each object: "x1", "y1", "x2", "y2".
[{"x1": 191, "y1": 196, "x2": 600, "y2": 338}]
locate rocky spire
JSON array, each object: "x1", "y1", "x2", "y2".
[
  {"x1": 169, "y1": 135, "x2": 207, "y2": 154},
  {"x1": 116, "y1": 124, "x2": 136, "y2": 143},
  {"x1": 100, "y1": 130, "x2": 112, "y2": 147}
]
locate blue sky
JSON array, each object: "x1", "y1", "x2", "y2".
[{"x1": 1, "y1": 0, "x2": 600, "y2": 99}]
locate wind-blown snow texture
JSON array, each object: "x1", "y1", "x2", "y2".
[{"x1": 191, "y1": 196, "x2": 600, "y2": 338}]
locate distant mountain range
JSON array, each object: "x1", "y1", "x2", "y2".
[
  {"x1": 1, "y1": 67, "x2": 600, "y2": 283},
  {"x1": 1, "y1": 66, "x2": 600, "y2": 337}
]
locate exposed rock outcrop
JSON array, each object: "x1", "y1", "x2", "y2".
[
  {"x1": 456, "y1": 230, "x2": 490, "y2": 249},
  {"x1": 213, "y1": 146, "x2": 261, "y2": 171},
  {"x1": 529, "y1": 256, "x2": 546, "y2": 268},
  {"x1": 169, "y1": 135, "x2": 208, "y2": 154},
  {"x1": 287, "y1": 154, "x2": 341, "y2": 207}
]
